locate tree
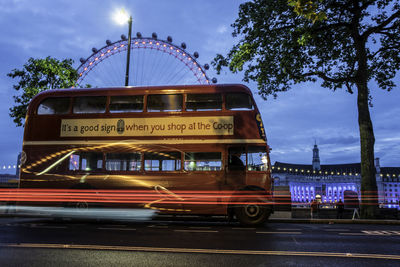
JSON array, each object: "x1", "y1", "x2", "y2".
[
  {"x1": 213, "y1": 0, "x2": 400, "y2": 218},
  {"x1": 8, "y1": 56, "x2": 79, "y2": 126}
]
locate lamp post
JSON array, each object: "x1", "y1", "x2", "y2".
[
  {"x1": 124, "y1": 16, "x2": 132, "y2": 86},
  {"x1": 113, "y1": 9, "x2": 132, "y2": 86}
]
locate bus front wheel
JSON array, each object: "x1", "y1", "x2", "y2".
[{"x1": 234, "y1": 203, "x2": 270, "y2": 226}]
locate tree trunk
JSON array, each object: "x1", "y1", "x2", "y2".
[
  {"x1": 356, "y1": 81, "x2": 378, "y2": 219},
  {"x1": 350, "y1": 5, "x2": 379, "y2": 217}
]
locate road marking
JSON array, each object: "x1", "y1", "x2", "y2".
[
  {"x1": 277, "y1": 228, "x2": 302, "y2": 231},
  {"x1": 362, "y1": 231, "x2": 400, "y2": 236},
  {"x1": 2, "y1": 243, "x2": 400, "y2": 260},
  {"x1": 340, "y1": 231, "x2": 400, "y2": 236},
  {"x1": 256, "y1": 231, "x2": 302, "y2": 235},
  {"x1": 97, "y1": 227, "x2": 136, "y2": 231},
  {"x1": 174, "y1": 230, "x2": 218, "y2": 233}
]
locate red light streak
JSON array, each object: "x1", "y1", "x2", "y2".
[{"x1": 0, "y1": 189, "x2": 380, "y2": 206}]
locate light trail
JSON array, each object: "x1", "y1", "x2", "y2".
[{"x1": 0, "y1": 189, "x2": 378, "y2": 207}]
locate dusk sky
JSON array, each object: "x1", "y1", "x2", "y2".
[{"x1": 0, "y1": 0, "x2": 399, "y2": 174}]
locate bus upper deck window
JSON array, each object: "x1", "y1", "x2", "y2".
[
  {"x1": 147, "y1": 94, "x2": 182, "y2": 112},
  {"x1": 184, "y1": 152, "x2": 222, "y2": 171},
  {"x1": 226, "y1": 93, "x2": 254, "y2": 110},
  {"x1": 186, "y1": 94, "x2": 222, "y2": 111},
  {"x1": 37, "y1": 97, "x2": 70, "y2": 115},
  {"x1": 109, "y1": 95, "x2": 144, "y2": 113},
  {"x1": 73, "y1": 96, "x2": 107, "y2": 114}
]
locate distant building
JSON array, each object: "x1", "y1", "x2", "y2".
[
  {"x1": 272, "y1": 144, "x2": 400, "y2": 209},
  {"x1": 0, "y1": 153, "x2": 20, "y2": 187}
]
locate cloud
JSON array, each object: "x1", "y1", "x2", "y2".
[
  {"x1": 217, "y1": 25, "x2": 228, "y2": 34},
  {"x1": 318, "y1": 135, "x2": 359, "y2": 145}
]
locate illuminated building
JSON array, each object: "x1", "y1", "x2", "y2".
[{"x1": 272, "y1": 144, "x2": 400, "y2": 209}]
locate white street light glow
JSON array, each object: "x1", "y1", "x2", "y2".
[{"x1": 113, "y1": 8, "x2": 130, "y2": 25}]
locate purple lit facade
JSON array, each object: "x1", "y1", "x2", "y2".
[{"x1": 272, "y1": 145, "x2": 400, "y2": 209}]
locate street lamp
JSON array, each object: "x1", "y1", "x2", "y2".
[{"x1": 113, "y1": 9, "x2": 132, "y2": 86}]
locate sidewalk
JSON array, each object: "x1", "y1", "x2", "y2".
[{"x1": 269, "y1": 211, "x2": 400, "y2": 225}]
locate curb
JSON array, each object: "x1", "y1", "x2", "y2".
[{"x1": 269, "y1": 218, "x2": 400, "y2": 225}]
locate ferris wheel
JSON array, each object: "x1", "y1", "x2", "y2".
[{"x1": 76, "y1": 32, "x2": 217, "y2": 88}]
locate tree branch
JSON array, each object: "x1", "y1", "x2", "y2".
[{"x1": 363, "y1": 10, "x2": 400, "y2": 38}]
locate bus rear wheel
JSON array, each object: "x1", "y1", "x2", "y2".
[
  {"x1": 67, "y1": 183, "x2": 94, "y2": 211},
  {"x1": 234, "y1": 203, "x2": 270, "y2": 226}
]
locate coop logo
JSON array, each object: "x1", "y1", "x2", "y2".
[{"x1": 117, "y1": 119, "x2": 125, "y2": 134}]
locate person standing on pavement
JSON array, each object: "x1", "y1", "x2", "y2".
[
  {"x1": 336, "y1": 199, "x2": 344, "y2": 219},
  {"x1": 310, "y1": 199, "x2": 319, "y2": 219}
]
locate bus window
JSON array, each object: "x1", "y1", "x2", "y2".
[
  {"x1": 37, "y1": 97, "x2": 70, "y2": 115},
  {"x1": 144, "y1": 152, "x2": 181, "y2": 171},
  {"x1": 226, "y1": 93, "x2": 253, "y2": 110},
  {"x1": 247, "y1": 146, "x2": 268, "y2": 171},
  {"x1": 109, "y1": 95, "x2": 144, "y2": 113},
  {"x1": 105, "y1": 153, "x2": 141, "y2": 171},
  {"x1": 73, "y1": 96, "x2": 107, "y2": 114},
  {"x1": 228, "y1": 147, "x2": 246, "y2": 171},
  {"x1": 147, "y1": 94, "x2": 182, "y2": 112},
  {"x1": 69, "y1": 154, "x2": 80, "y2": 171},
  {"x1": 184, "y1": 152, "x2": 222, "y2": 171},
  {"x1": 69, "y1": 152, "x2": 103, "y2": 171},
  {"x1": 186, "y1": 94, "x2": 222, "y2": 111}
]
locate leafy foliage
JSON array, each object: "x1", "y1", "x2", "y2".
[
  {"x1": 213, "y1": 0, "x2": 400, "y2": 100},
  {"x1": 8, "y1": 56, "x2": 78, "y2": 126},
  {"x1": 288, "y1": 0, "x2": 327, "y2": 23}
]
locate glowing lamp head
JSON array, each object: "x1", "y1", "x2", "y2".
[{"x1": 113, "y1": 9, "x2": 130, "y2": 25}]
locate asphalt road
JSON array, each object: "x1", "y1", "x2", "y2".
[{"x1": 1, "y1": 216, "x2": 400, "y2": 267}]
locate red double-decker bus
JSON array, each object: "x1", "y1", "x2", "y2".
[{"x1": 19, "y1": 84, "x2": 273, "y2": 225}]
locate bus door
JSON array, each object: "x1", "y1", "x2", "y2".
[{"x1": 225, "y1": 146, "x2": 247, "y2": 188}]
